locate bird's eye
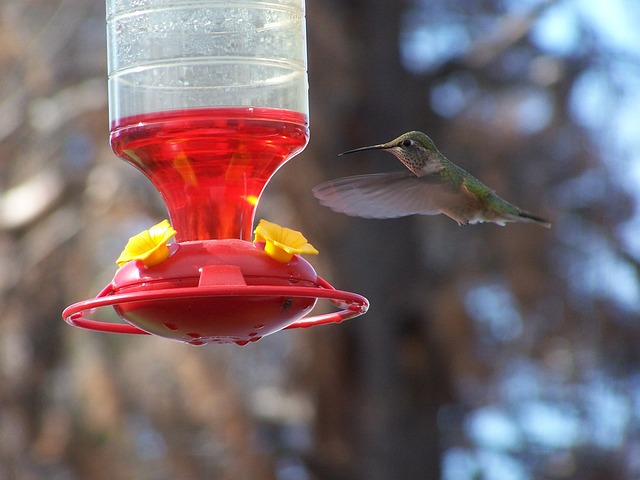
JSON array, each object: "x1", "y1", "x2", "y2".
[{"x1": 402, "y1": 139, "x2": 414, "y2": 147}]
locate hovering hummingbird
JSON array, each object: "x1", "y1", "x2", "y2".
[{"x1": 312, "y1": 131, "x2": 550, "y2": 228}]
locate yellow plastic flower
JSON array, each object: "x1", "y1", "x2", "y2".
[
  {"x1": 116, "y1": 219, "x2": 177, "y2": 267},
  {"x1": 254, "y1": 219, "x2": 319, "y2": 263}
]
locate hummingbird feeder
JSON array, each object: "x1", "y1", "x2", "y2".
[{"x1": 62, "y1": 0, "x2": 369, "y2": 346}]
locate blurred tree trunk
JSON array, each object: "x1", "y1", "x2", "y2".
[
  {"x1": 305, "y1": 1, "x2": 453, "y2": 478},
  {"x1": 345, "y1": 2, "x2": 450, "y2": 478}
]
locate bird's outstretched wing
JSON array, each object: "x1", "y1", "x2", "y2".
[{"x1": 312, "y1": 171, "x2": 456, "y2": 219}]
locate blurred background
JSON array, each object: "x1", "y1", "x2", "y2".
[{"x1": 1, "y1": 0, "x2": 640, "y2": 478}]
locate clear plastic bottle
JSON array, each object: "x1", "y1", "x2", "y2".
[{"x1": 107, "y1": 0, "x2": 309, "y2": 241}]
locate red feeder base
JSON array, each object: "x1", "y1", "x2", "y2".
[{"x1": 62, "y1": 240, "x2": 368, "y2": 346}]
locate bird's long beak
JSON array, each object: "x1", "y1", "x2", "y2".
[{"x1": 338, "y1": 144, "x2": 389, "y2": 156}]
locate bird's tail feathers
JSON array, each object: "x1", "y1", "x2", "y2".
[{"x1": 517, "y1": 211, "x2": 551, "y2": 229}]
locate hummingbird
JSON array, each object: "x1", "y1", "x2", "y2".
[{"x1": 312, "y1": 131, "x2": 551, "y2": 228}]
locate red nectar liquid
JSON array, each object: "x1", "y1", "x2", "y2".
[{"x1": 110, "y1": 107, "x2": 309, "y2": 241}]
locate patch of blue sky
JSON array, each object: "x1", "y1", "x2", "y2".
[
  {"x1": 611, "y1": 86, "x2": 640, "y2": 155},
  {"x1": 442, "y1": 448, "x2": 479, "y2": 480},
  {"x1": 566, "y1": 66, "x2": 640, "y2": 262},
  {"x1": 498, "y1": 359, "x2": 544, "y2": 403},
  {"x1": 553, "y1": 218, "x2": 640, "y2": 313},
  {"x1": 531, "y1": 0, "x2": 640, "y2": 225},
  {"x1": 517, "y1": 400, "x2": 582, "y2": 449},
  {"x1": 569, "y1": 65, "x2": 640, "y2": 159},
  {"x1": 574, "y1": 0, "x2": 640, "y2": 54},
  {"x1": 530, "y1": 2, "x2": 580, "y2": 56},
  {"x1": 442, "y1": 447, "x2": 531, "y2": 480},
  {"x1": 463, "y1": 281, "x2": 524, "y2": 342},
  {"x1": 581, "y1": 240, "x2": 640, "y2": 313},
  {"x1": 583, "y1": 378, "x2": 631, "y2": 449},
  {"x1": 552, "y1": 168, "x2": 609, "y2": 210},
  {"x1": 400, "y1": 23, "x2": 470, "y2": 73},
  {"x1": 607, "y1": 83, "x2": 640, "y2": 259},
  {"x1": 430, "y1": 75, "x2": 479, "y2": 118},
  {"x1": 503, "y1": 0, "x2": 548, "y2": 15},
  {"x1": 568, "y1": 69, "x2": 616, "y2": 131},
  {"x1": 476, "y1": 450, "x2": 531, "y2": 480},
  {"x1": 548, "y1": 0, "x2": 640, "y2": 228},
  {"x1": 619, "y1": 216, "x2": 640, "y2": 262},
  {"x1": 513, "y1": 88, "x2": 553, "y2": 134},
  {"x1": 465, "y1": 406, "x2": 523, "y2": 451},
  {"x1": 631, "y1": 376, "x2": 640, "y2": 421},
  {"x1": 532, "y1": 0, "x2": 640, "y2": 56}
]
